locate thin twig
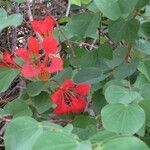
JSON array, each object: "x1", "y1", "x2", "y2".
[
  {"x1": 57, "y1": 24, "x2": 80, "y2": 69},
  {"x1": 65, "y1": 0, "x2": 71, "y2": 17},
  {"x1": 71, "y1": 41, "x2": 97, "y2": 49},
  {"x1": 0, "y1": 122, "x2": 9, "y2": 135},
  {"x1": 89, "y1": 39, "x2": 97, "y2": 51},
  {"x1": 25, "y1": 0, "x2": 43, "y2": 42},
  {"x1": 0, "y1": 115, "x2": 12, "y2": 122},
  {"x1": 125, "y1": 43, "x2": 132, "y2": 63}
]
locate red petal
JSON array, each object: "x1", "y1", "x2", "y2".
[
  {"x1": 21, "y1": 64, "x2": 40, "y2": 77},
  {"x1": 43, "y1": 16, "x2": 56, "y2": 31},
  {"x1": 28, "y1": 37, "x2": 40, "y2": 54},
  {"x1": 46, "y1": 57, "x2": 63, "y2": 73},
  {"x1": 42, "y1": 36, "x2": 58, "y2": 54},
  {"x1": 30, "y1": 16, "x2": 55, "y2": 36},
  {"x1": 75, "y1": 84, "x2": 90, "y2": 96},
  {"x1": 63, "y1": 79, "x2": 74, "y2": 90},
  {"x1": 71, "y1": 98, "x2": 86, "y2": 113},
  {"x1": 30, "y1": 20, "x2": 43, "y2": 34},
  {"x1": 3, "y1": 52, "x2": 16, "y2": 66},
  {"x1": 0, "y1": 62, "x2": 8, "y2": 67},
  {"x1": 50, "y1": 90, "x2": 63, "y2": 105},
  {"x1": 15, "y1": 48, "x2": 31, "y2": 62},
  {"x1": 54, "y1": 101, "x2": 71, "y2": 115}
]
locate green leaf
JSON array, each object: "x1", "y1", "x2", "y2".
[
  {"x1": 81, "y1": 0, "x2": 92, "y2": 5},
  {"x1": 80, "y1": 44, "x2": 113, "y2": 67},
  {"x1": 134, "y1": 73, "x2": 150, "y2": 89},
  {"x1": 103, "y1": 80, "x2": 129, "y2": 92},
  {"x1": 105, "y1": 47, "x2": 128, "y2": 68},
  {"x1": 105, "y1": 85, "x2": 141, "y2": 104},
  {"x1": 136, "y1": 0, "x2": 149, "y2": 9},
  {"x1": 94, "y1": 0, "x2": 138, "y2": 20},
  {"x1": 0, "y1": 8, "x2": 7, "y2": 17},
  {"x1": 93, "y1": 90, "x2": 107, "y2": 115},
  {"x1": 108, "y1": 19, "x2": 140, "y2": 42},
  {"x1": 67, "y1": 46, "x2": 87, "y2": 67},
  {"x1": 32, "y1": 132, "x2": 80, "y2": 150},
  {"x1": 2, "y1": 99, "x2": 32, "y2": 118},
  {"x1": 67, "y1": 13, "x2": 100, "y2": 39},
  {"x1": 94, "y1": 0, "x2": 121, "y2": 20},
  {"x1": 140, "y1": 84, "x2": 150, "y2": 99},
  {"x1": 140, "y1": 22, "x2": 150, "y2": 37},
  {"x1": 0, "y1": 8, "x2": 23, "y2": 31},
  {"x1": 73, "y1": 67, "x2": 107, "y2": 84},
  {"x1": 4, "y1": 117, "x2": 84, "y2": 150},
  {"x1": 70, "y1": 0, "x2": 92, "y2": 6},
  {"x1": 4, "y1": 117, "x2": 61, "y2": 150},
  {"x1": 101, "y1": 103, "x2": 145, "y2": 134},
  {"x1": 15, "y1": 0, "x2": 24, "y2": 4},
  {"x1": 70, "y1": 0, "x2": 81, "y2": 6},
  {"x1": 0, "y1": 0, "x2": 13, "y2": 8},
  {"x1": 89, "y1": 129, "x2": 119, "y2": 144},
  {"x1": 77, "y1": 141, "x2": 92, "y2": 150},
  {"x1": 54, "y1": 26, "x2": 74, "y2": 42},
  {"x1": 26, "y1": 81, "x2": 48, "y2": 97},
  {"x1": 53, "y1": 67, "x2": 73, "y2": 83},
  {"x1": 32, "y1": 92, "x2": 52, "y2": 114},
  {"x1": 134, "y1": 39, "x2": 150, "y2": 55},
  {"x1": 0, "y1": 67, "x2": 20, "y2": 93},
  {"x1": 101, "y1": 136, "x2": 149, "y2": 150},
  {"x1": 113, "y1": 60, "x2": 139, "y2": 79},
  {"x1": 72, "y1": 115, "x2": 97, "y2": 128},
  {"x1": 118, "y1": 0, "x2": 138, "y2": 18},
  {"x1": 138, "y1": 61, "x2": 150, "y2": 81},
  {"x1": 87, "y1": 1, "x2": 100, "y2": 13},
  {"x1": 139, "y1": 99, "x2": 150, "y2": 127},
  {"x1": 73, "y1": 125, "x2": 98, "y2": 140}
]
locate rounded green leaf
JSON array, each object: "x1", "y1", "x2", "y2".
[
  {"x1": 73, "y1": 67, "x2": 106, "y2": 84},
  {"x1": 26, "y1": 81, "x2": 47, "y2": 97},
  {"x1": 140, "y1": 84, "x2": 150, "y2": 98},
  {"x1": 108, "y1": 19, "x2": 140, "y2": 42},
  {"x1": 15, "y1": 0, "x2": 24, "y2": 4},
  {"x1": 94, "y1": 0, "x2": 121, "y2": 20},
  {"x1": 32, "y1": 132, "x2": 79, "y2": 150},
  {"x1": 101, "y1": 136, "x2": 149, "y2": 150},
  {"x1": 66, "y1": 13, "x2": 100, "y2": 39},
  {"x1": 112, "y1": 60, "x2": 139, "y2": 79},
  {"x1": 117, "y1": 0, "x2": 138, "y2": 18},
  {"x1": 136, "y1": 0, "x2": 149, "y2": 8},
  {"x1": 89, "y1": 129, "x2": 119, "y2": 144},
  {"x1": 105, "y1": 85, "x2": 141, "y2": 104},
  {"x1": 139, "y1": 99, "x2": 150, "y2": 127},
  {"x1": 134, "y1": 39, "x2": 150, "y2": 55},
  {"x1": 2, "y1": 99, "x2": 32, "y2": 118},
  {"x1": 138, "y1": 61, "x2": 150, "y2": 81},
  {"x1": 32, "y1": 92, "x2": 52, "y2": 114},
  {"x1": 0, "y1": 67, "x2": 20, "y2": 93},
  {"x1": 101, "y1": 103, "x2": 145, "y2": 134},
  {"x1": 4, "y1": 117, "x2": 43, "y2": 150},
  {"x1": 140, "y1": 22, "x2": 150, "y2": 37},
  {"x1": 4, "y1": 117, "x2": 89, "y2": 150},
  {"x1": 0, "y1": 8, "x2": 23, "y2": 31}
]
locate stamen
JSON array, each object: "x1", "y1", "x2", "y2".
[{"x1": 38, "y1": 70, "x2": 50, "y2": 81}]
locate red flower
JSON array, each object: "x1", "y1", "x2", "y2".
[
  {"x1": 0, "y1": 52, "x2": 18, "y2": 68},
  {"x1": 51, "y1": 79, "x2": 90, "y2": 115},
  {"x1": 15, "y1": 36, "x2": 63, "y2": 80},
  {"x1": 30, "y1": 16, "x2": 56, "y2": 37}
]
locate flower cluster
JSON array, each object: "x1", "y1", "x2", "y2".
[
  {"x1": 0, "y1": 16, "x2": 91, "y2": 115},
  {"x1": 0, "y1": 16, "x2": 63, "y2": 80},
  {"x1": 51, "y1": 79, "x2": 90, "y2": 115}
]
